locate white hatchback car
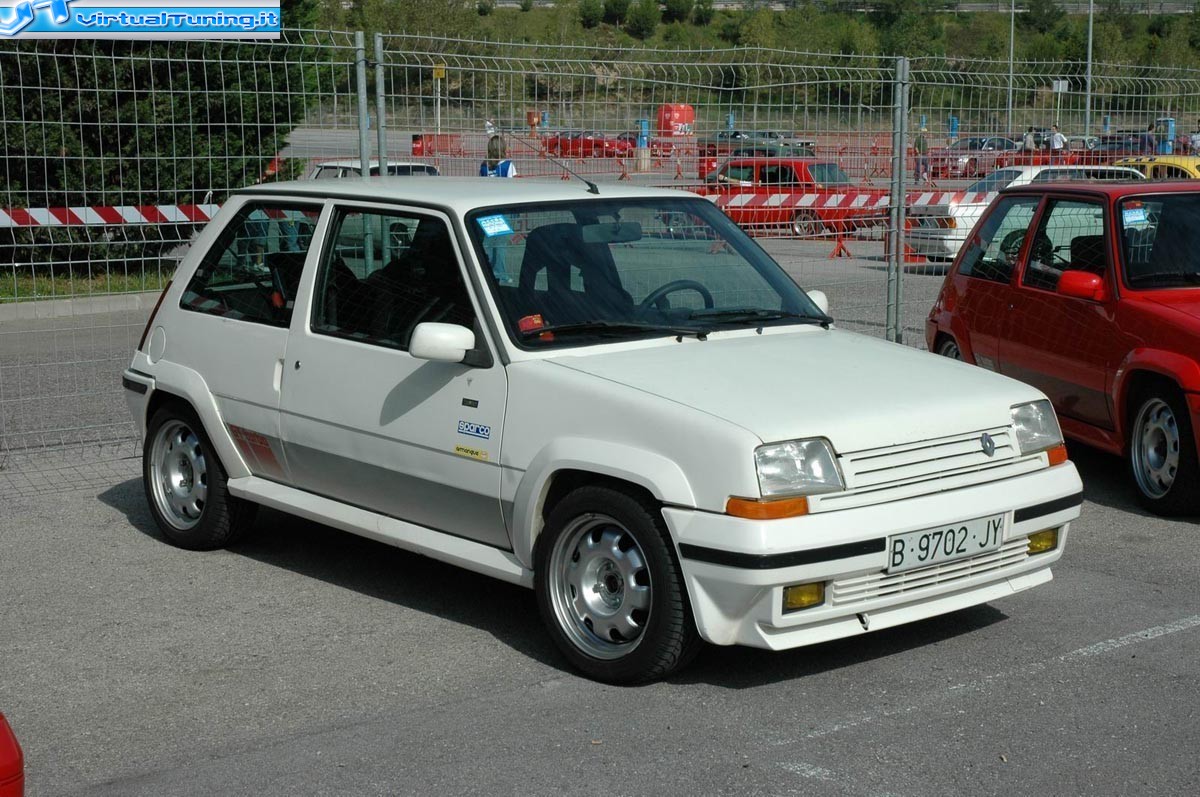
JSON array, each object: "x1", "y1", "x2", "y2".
[
  {"x1": 907, "y1": 164, "x2": 1144, "y2": 259},
  {"x1": 124, "y1": 179, "x2": 1082, "y2": 683}
]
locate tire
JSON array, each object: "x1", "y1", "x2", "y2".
[
  {"x1": 791, "y1": 210, "x2": 823, "y2": 238},
  {"x1": 535, "y1": 485, "x2": 702, "y2": 684},
  {"x1": 936, "y1": 336, "x2": 963, "y2": 361},
  {"x1": 143, "y1": 402, "x2": 257, "y2": 550},
  {"x1": 1127, "y1": 385, "x2": 1200, "y2": 515}
]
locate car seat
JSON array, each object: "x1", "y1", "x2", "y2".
[
  {"x1": 1069, "y1": 235, "x2": 1107, "y2": 274},
  {"x1": 518, "y1": 223, "x2": 633, "y2": 325}
]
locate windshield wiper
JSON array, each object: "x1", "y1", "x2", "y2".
[
  {"x1": 688, "y1": 307, "x2": 833, "y2": 329},
  {"x1": 519, "y1": 320, "x2": 709, "y2": 341}
]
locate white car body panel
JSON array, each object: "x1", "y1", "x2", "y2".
[
  {"x1": 907, "y1": 164, "x2": 1145, "y2": 258},
  {"x1": 125, "y1": 178, "x2": 1082, "y2": 654}
]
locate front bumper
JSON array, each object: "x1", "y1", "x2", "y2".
[
  {"x1": 906, "y1": 227, "x2": 967, "y2": 258},
  {"x1": 664, "y1": 462, "x2": 1081, "y2": 650}
]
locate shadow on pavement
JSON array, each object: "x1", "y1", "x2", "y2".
[{"x1": 98, "y1": 476, "x2": 1017, "y2": 688}]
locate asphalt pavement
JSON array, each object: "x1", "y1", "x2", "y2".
[{"x1": 1, "y1": 442, "x2": 1197, "y2": 796}]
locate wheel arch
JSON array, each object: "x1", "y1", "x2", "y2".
[
  {"x1": 509, "y1": 439, "x2": 696, "y2": 569},
  {"x1": 141, "y1": 364, "x2": 250, "y2": 480},
  {"x1": 1115, "y1": 350, "x2": 1200, "y2": 452}
]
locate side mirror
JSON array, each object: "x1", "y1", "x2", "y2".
[
  {"x1": 1057, "y1": 270, "x2": 1105, "y2": 301},
  {"x1": 807, "y1": 290, "x2": 830, "y2": 316},
  {"x1": 409, "y1": 322, "x2": 477, "y2": 364}
]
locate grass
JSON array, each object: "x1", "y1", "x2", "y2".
[{"x1": 0, "y1": 269, "x2": 173, "y2": 303}]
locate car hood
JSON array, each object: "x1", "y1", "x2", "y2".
[
  {"x1": 549, "y1": 328, "x2": 1043, "y2": 453},
  {"x1": 1141, "y1": 290, "x2": 1200, "y2": 321}
]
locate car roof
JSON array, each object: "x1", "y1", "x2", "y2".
[
  {"x1": 723, "y1": 156, "x2": 825, "y2": 165},
  {"x1": 999, "y1": 178, "x2": 1200, "y2": 197},
  {"x1": 994, "y1": 164, "x2": 1142, "y2": 177},
  {"x1": 1115, "y1": 155, "x2": 1200, "y2": 166},
  {"x1": 312, "y1": 159, "x2": 430, "y2": 168},
  {"x1": 241, "y1": 177, "x2": 696, "y2": 213}
]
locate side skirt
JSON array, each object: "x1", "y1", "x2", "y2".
[{"x1": 227, "y1": 476, "x2": 534, "y2": 588}]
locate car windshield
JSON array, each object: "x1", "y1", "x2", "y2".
[
  {"x1": 966, "y1": 169, "x2": 1023, "y2": 193},
  {"x1": 1120, "y1": 193, "x2": 1200, "y2": 290},
  {"x1": 948, "y1": 138, "x2": 985, "y2": 151},
  {"x1": 465, "y1": 197, "x2": 825, "y2": 348},
  {"x1": 809, "y1": 163, "x2": 851, "y2": 185}
]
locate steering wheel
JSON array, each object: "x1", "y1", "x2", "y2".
[
  {"x1": 998, "y1": 229, "x2": 1026, "y2": 261},
  {"x1": 638, "y1": 279, "x2": 715, "y2": 311}
]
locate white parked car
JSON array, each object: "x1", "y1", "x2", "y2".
[
  {"x1": 907, "y1": 164, "x2": 1144, "y2": 259},
  {"x1": 306, "y1": 159, "x2": 440, "y2": 180},
  {"x1": 123, "y1": 179, "x2": 1082, "y2": 683}
]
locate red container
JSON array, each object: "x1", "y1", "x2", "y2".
[
  {"x1": 656, "y1": 103, "x2": 695, "y2": 137},
  {"x1": 411, "y1": 133, "x2": 425, "y2": 157},
  {"x1": 0, "y1": 713, "x2": 24, "y2": 797}
]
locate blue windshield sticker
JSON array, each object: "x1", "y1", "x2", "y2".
[
  {"x1": 477, "y1": 215, "x2": 513, "y2": 237},
  {"x1": 1123, "y1": 206, "x2": 1148, "y2": 227}
]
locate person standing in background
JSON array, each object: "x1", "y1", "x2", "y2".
[
  {"x1": 913, "y1": 127, "x2": 929, "y2": 183},
  {"x1": 1140, "y1": 123, "x2": 1157, "y2": 155},
  {"x1": 1049, "y1": 125, "x2": 1067, "y2": 163},
  {"x1": 1022, "y1": 126, "x2": 1037, "y2": 153},
  {"x1": 480, "y1": 135, "x2": 516, "y2": 283}
]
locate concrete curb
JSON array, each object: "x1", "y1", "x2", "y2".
[{"x1": 0, "y1": 289, "x2": 163, "y2": 323}]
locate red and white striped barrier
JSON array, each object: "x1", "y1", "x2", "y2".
[
  {"x1": 706, "y1": 189, "x2": 999, "y2": 213},
  {"x1": 0, "y1": 204, "x2": 220, "y2": 228}
]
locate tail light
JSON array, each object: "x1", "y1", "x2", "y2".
[{"x1": 138, "y1": 279, "x2": 172, "y2": 353}]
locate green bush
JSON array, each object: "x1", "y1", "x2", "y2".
[
  {"x1": 580, "y1": 0, "x2": 604, "y2": 29},
  {"x1": 664, "y1": 0, "x2": 694, "y2": 24},
  {"x1": 477, "y1": 0, "x2": 494, "y2": 15},
  {"x1": 604, "y1": 0, "x2": 630, "y2": 25},
  {"x1": 519, "y1": 0, "x2": 534, "y2": 11},
  {"x1": 625, "y1": 0, "x2": 660, "y2": 39},
  {"x1": 692, "y1": 0, "x2": 714, "y2": 26}
]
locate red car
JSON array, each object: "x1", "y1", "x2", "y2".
[
  {"x1": 926, "y1": 180, "x2": 1200, "y2": 514},
  {"x1": 928, "y1": 137, "x2": 1019, "y2": 179},
  {"x1": 0, "y1": 713, "x2": 22, "y2": 797},
  {"x1": 697, "y1": 157, "x2": 888, "y2": 236},
  {"x1": 545, "y1": 130, "x2": 632, "y2": 158}
]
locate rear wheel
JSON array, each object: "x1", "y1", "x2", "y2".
[
  {"x1": 535, "y1": 485, "x2": 701, "y2": 684},
  {"x1": 791, "y1": 210, "x2": 823, "y2": 238},
  {"x1": 143, "y1": 403, "x2": 257, "y2": 550},
  {"x1": 1128, "y1": 385, "x2": 1200, "y2": 515},
  {"x1": 936, "y1": 336, "x2": 963, "y2": 361}
]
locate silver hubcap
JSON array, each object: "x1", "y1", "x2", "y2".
[
  {"x1": 1132, "y1": 398, "x2": 1180, "y2": 499},
  {"x1": 793, "y1": 212, "x2": 819, "y2": 237},
  {"x1": 149, "y1": 419, "x2": 208, "y2": 530},
  {"x1": 547, "y1": 514, "x2": 652, "y2": 660}
]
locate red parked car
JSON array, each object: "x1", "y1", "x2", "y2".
[
  {"x1": 0, "y1": 713, "x2": 22, "y2": 797},
  {"x1": 926, "y1": 180, "x2": 1200, "y2": 514},
  {"x1": 545, "y1": 130, "x2": 633, "y2": 158},
  {"x1": 697, "y1": 157, "x2": 888, "y2": 236}
]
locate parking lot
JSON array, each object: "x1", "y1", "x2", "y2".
[{"x1": 1, "y1": 237, "x2": 1197, "y2": 796}]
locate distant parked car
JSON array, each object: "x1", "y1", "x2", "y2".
[
  {"x1": 306, "y1": 159, "x2": 440, "y2": 180},
  {"x1": 697, "y1": 157, "x2": 888, "y2": 236},
  {"x1": 928, "y1": 137, "x2": 1018, "y2": 179},
  {"x1": 546, "y1": 130, "x2": 632, "y2": 158},
  {"x1": 907, "y1": 164, "x2": 1144, "y2": 259},
  {"x1": 1114, "y1": 155, "x2": 1200, "y2": 180},
  {"x1": 927, "y1": 179, "x2": 1200, "y2": 514}
]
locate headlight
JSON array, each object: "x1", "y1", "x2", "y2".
[
  {"x1": 755, "y1": 438, "x2": 845, "y2": 497},
  {"x1": 1011, "y1": 400, "x2": 1063, "y2": 454}
]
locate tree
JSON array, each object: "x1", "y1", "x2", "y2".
[
  {"x1": 580, "y1": 0, "x2": 604, "y2": 28},
  {"x1": 519, "y1": 0, "x2": 534, "y2": 11},
  {"x1": 663, "y1": 0, "x2": 694, "y2": 24},
  {"x1": 625, "y1": 0, "x2": 661, "y2": 39},
  {"x1": 603, "y1": 0, "x2": 630, "y2": 26},
  {"x1": 693, "y1": 0, "x2": 714, "y2": 26},
  {"x1": 477, "y1": 0, "x2": 495, "y2": 15},
  {"x1": 1022, "y1": 0, "x2": 1065, "y2": 35}
]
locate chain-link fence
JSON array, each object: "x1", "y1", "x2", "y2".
[{"x1": 3, "y1": 29, "x2": 1200, "y2": 458}]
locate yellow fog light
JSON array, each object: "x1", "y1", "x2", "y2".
[
  {"x1": 1027, "y1": 528, "x2": 1059, "y2": 555},
  {"x1": 783, "y1": 582, "x2": 825, "y2": 613}
]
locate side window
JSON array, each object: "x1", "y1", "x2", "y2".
[
  {"x1": 311, "y1": 209, "x2": 475, "y2": 351},
  {"x1": 180, "y1": 203, "x2": 318, "y2": 326},
  {"x1": 1163, "y1": 165, "x2": 1190, "y2": 179},
  {"x1": 956, "y1": 196, "x2": 1039, "y2": 284},
  {"x1": 313, "y1": 166, "x2": 342, "y2": 180},
  {"x1": 1022, "y1": 199, "x2": 1106, "y2": 292}
]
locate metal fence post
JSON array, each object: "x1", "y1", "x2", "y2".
[
  {"x1": 887, "y1": 56, "x2": 910, "y2": 344},
  {"x1": 355, "y1": 31, "x2": 371, "y2": 181},
  {"x1": 375, "y1": 33, "x2": 388, "y2": 176}
]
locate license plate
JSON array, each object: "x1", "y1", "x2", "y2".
[{"x1": 886, "y1": 514, "x2": 1005, "y2": 574}]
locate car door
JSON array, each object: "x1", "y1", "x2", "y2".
[
  {"x1": 172, "y1": 197, "x2": 323, "y2": 482},
  {"x1": 998, "y1": 196, "x2": 1119, "y2": 430},
  {"x1": 946, "y1": 195, "x2": 1040, "y2": 370},
  {"x1": 278, "y1": 203, "x2": 510, "y2": 548}
]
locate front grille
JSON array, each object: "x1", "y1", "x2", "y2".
[
  {"x1": 810, "y1": 427, "x2": 1043, "y2": 512},
  {"x1": 829, "y1": 538, "x2": 1031, "y2": 607}
]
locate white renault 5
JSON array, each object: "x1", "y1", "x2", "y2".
[{"x1": 124, "y1": 179, "x2": 1082, "y2": 683}]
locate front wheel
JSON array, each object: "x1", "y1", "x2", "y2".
[
  {"x1": 143, "y1": 403, "x2": 257, "y2": 550},
  {"x1": 936, "y1": 336, "x2": 963, "y2": 361},
  {"x1": 1128, "y1": 386, "x2": 1200, "y2": 515},
  {"x1": 535, "y1": 485, "x2": 701, "y2": 684},
  {"x1": 791, "y1": 210, "x2": 823, "y2": 238}
]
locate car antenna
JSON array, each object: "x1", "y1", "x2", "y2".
[{"x1": 503, "y1": 132, "x2": 600, "y2": 194}]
